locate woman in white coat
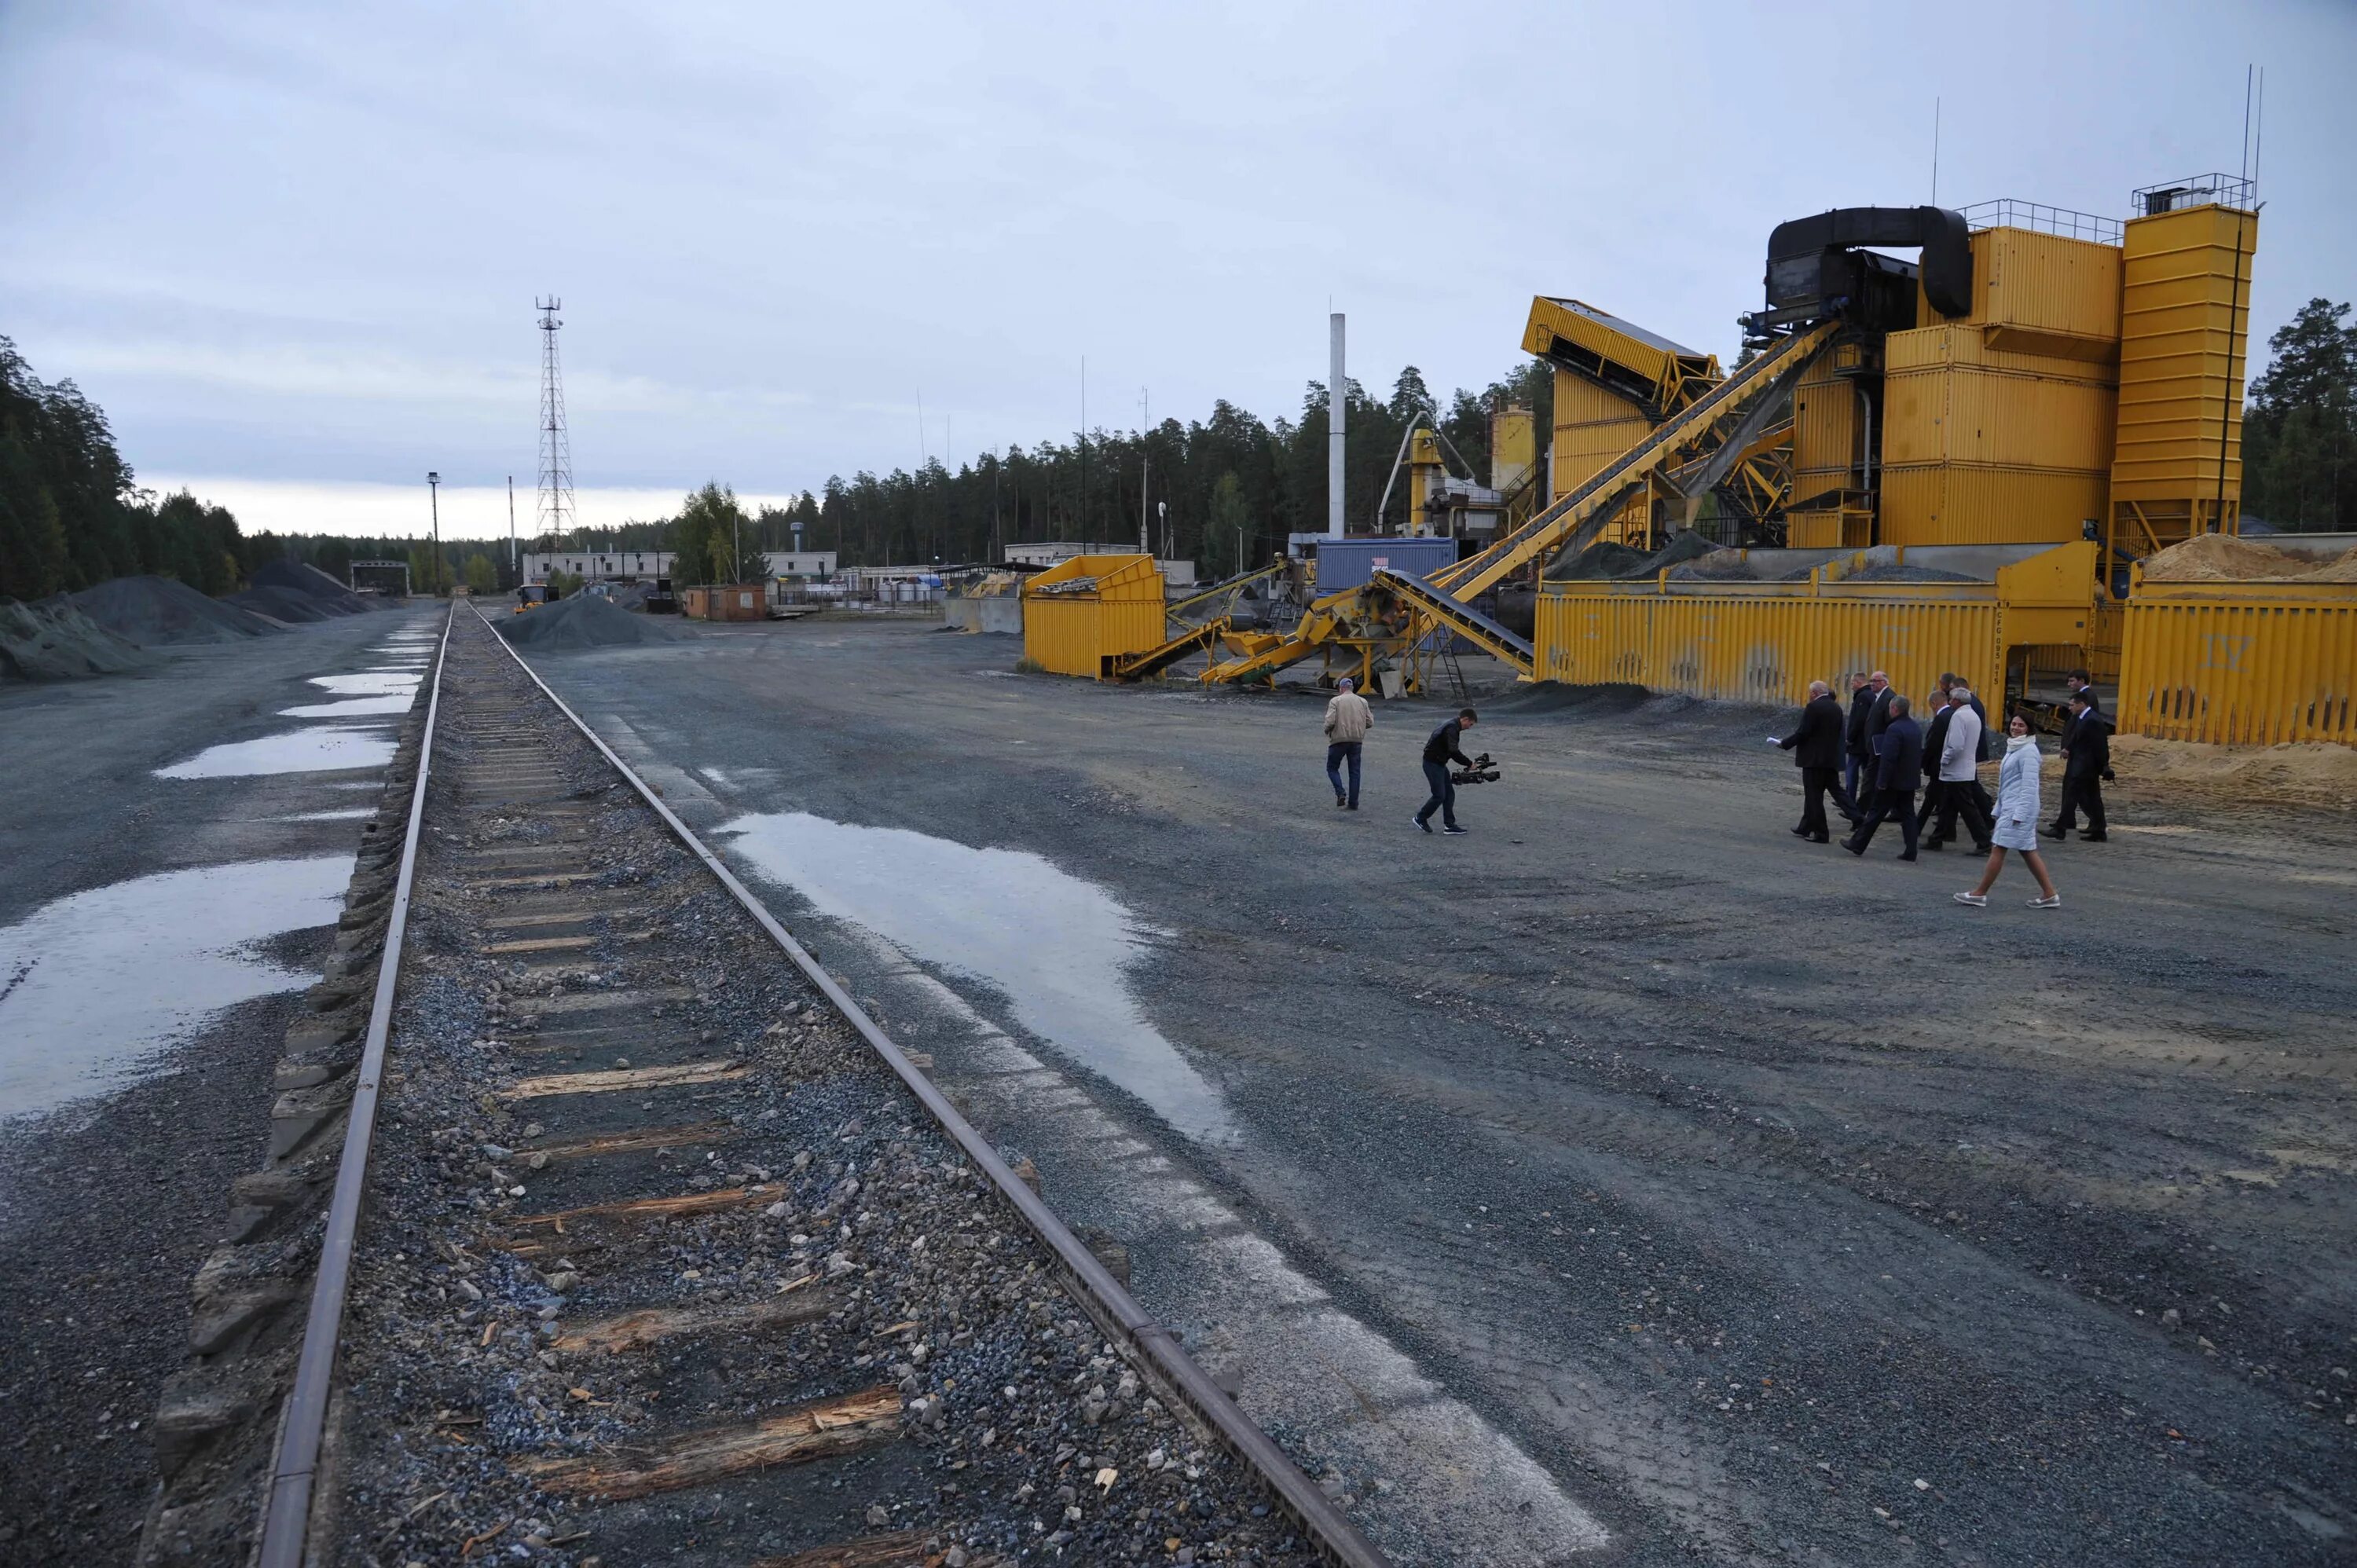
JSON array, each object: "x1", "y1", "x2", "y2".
[{"x1": 1956, "y1": 713, "x2": 2061, "y2": 908}]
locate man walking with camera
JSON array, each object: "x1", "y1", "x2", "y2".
[{"x1": 1414, "y1": 708, "x2": 1478, "y2": 836}]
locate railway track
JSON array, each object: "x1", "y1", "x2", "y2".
[{"x1": 144, "y1": 602, "x2": 1383, "y2": 1567}]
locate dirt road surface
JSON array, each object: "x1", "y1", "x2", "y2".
[{"x1": 509, "y1": 616, "x2": 2354, "y2": 1566}]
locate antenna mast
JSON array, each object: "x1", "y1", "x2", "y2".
[{"x1": 536, "y1": 297, "x2": 574, "y2": 542}]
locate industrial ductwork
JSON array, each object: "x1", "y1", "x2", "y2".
[{"x1": 1763, "y1": 205, "x2": 1974, "y2": 324}]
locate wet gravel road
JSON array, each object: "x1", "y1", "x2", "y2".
[
  {"x1": 0, "y1": 606, "x2": 438, "y2": 1564},
  {"x1": 485, "y1": 617, "x2": 2350, "y2": 1563}
]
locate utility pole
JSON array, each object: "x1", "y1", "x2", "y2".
[
  {"x1": 1139, "y1": 387, "x2": 1151, "y2": 555},
  {"x1": 1329, "y1": 312, "x2": 1347, "y2": 540},
  {"x1": 506, "y1": 474, "x2": 516, "y2": 583},
  {"x1": 427, "y1": 471, "x2": 442, "y2": 595},
  {"x1": 1080, "y1": 356, "x2": 1088, "y2": 544}
]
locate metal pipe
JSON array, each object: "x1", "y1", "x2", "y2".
[
  {"x1": 1329, "y1": 313, "x2": 1346, "y2": 539},
  {"x1": 1372, "y1": 419, "x2": 1420, "y2": 537},
  {"x1": 1855, "y1": 384, "x2": 1875, "y2": 496},
  {"x1": 256, "y1": 600, "x2": 455, "y2": 1568}
]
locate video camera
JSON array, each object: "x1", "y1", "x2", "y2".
[{"x1": 1451, "y1": 752, "x2": 1501, "y2": 786}]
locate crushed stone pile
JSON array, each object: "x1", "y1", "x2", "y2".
[
  {"x1": 225, "y1": 584, "x2": 335, "y2": 623},
  {"x1": 1, "y1": 597, "x2": 159, "y2": 680},
  {"x1": 2141, "y1": 533, "x2": 2357, "y2": 583},
  {"x1": 71, "y1": 574, "x2": 284, "y2": 644},
  {"x1": 249, "y1": 558, "x2": 373, "y2": 614},
  {"x1": 1554, "y1": 531, "x2": 1729, "y2": 581},
  {"x1": 1836, "y1": 562, "x2": 1985, "y2": 584},
  {"x1": 495, "y1": 592, "x2": 688, "y2": 650}
]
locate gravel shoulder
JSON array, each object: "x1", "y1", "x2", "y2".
[{"x1": 518, "y1": 617, "x2": 2357, "y2": 1566}]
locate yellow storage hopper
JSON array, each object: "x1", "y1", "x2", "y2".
[{"x1": 1021, "y1": 554, "x2": 1167, "y2": 679}]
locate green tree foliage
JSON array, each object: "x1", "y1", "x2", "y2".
[
  {"x1": 667, "y1": 482, "x2": 767, "y2": 584},
  {"x1": 2243, "y1": 297, "x2": 2357, "y2": 532},
  {"x1": 462, "y1": 551, "x2": 499, "y2": 594},
  {"x1": 0, "y1": 336, "x2": 250, "y2": 600}
]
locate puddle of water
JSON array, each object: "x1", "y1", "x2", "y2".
[
  {"x1": 0, "y1": 856, "x2": 354, "y2": 1119},
  {"x1": 310, "y1": 672, "x2": 422, "y2": 695},
  {"x1": 280, "y1": 694, "x2": 416, "y2": 718},
  {"x1": 274, "y1": 808, "x2": 376, "y2": 822},
  {"x1": 156, "y1": 727, "x2": 397, "y2": 780},
  {"x1": 716, "y1": 811, "x2": 1235, "y2": 1144}
]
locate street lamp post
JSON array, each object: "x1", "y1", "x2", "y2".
[{"x1": 427, "y1": 471, "x2": 442, "y2": 596}]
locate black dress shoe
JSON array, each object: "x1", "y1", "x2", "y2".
[
  {"x1": 2040, "y1": 824, "x2": 2066, "y2": 840},
  {"x1": 1899, "y1": 852, "x2": 1918, "y2": 862},
  {"x1": 1807, "y1": 833, "x2": 1830, "y2": 844},
  {"x1": 1921, "y1": 840, "x2": 1945, "y2": 852},
  {"x1": 2079, "y1": 830, "x2": 2107, "y2": 842},
  {"x1": 1791, "y1": 825, "x2": 1812, "y2": 837}
]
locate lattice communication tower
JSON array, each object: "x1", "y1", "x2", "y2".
[{"x1": 536, "y1": 297, "x2": 574, "y2": 539}]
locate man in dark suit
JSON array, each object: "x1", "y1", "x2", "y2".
[
  {"x1": 2046, "y1": 689, "x2": 2110, "y2": 841},
  {"x1": 1843, "y1": 694, "x2": 1923, "y2": 860},
  {"x1": 1861, "y1": 670, "x2": 1896, "y2": 764},
  {"x1": 1774, "y1": 680, "x2": 1858, "y2": 841},
  {"x1": 1916, "y1": 673, "x2": 1994, "y2": 844},
  {"x1": 1842, "y1": 672, "x2": 1875, "y2": 804}
]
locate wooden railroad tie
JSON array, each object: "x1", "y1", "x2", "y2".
[
  {"x1": 552, "y1": 1288, "x2": 835, "y2": 1355},
  {"x1": 500, "y1": 1060, "x2": 749, "y2": 1099},
  {"x1": 492, "y1": 1185, "x2": 775, "y2": 1258},
  {"x1": 515, "y1": 1386, "x2": 900, "y2": 1501}
]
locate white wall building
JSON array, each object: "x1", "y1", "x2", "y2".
[{"x1": 523, "y1": 549, "x2": 837, "y2": 583}]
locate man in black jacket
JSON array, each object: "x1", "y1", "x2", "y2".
[
  {"x1": 2046, "y1": 689, "x2": 2110, "y2": 841},
  {"x1": 1776, "y1": 680, "x2": 1859, "y2": 841},
  {"x1": 1916, "y1": 673, "x2": 1994, "y2": 845},
  {"x1": 1414, "y1": 709, "x2": 1477, "y2": 835},
  {"x1": 1861, "y1": 670, "x2": 1896, "y2": 763},
  {"x1": 1843, "y1": 695, "x2": 1923, "y2": 860},
  {"x1": 1842, "y1": 672, "x2": 1875, "y2": 804}
]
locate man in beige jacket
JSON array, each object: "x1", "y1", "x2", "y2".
[{"x1": 1322, "y1": 676, "x2": 1373, "y2": 809}]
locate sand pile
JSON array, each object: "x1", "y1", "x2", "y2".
[
  {"x1": 226, "y1": 584, "x2": 334, "y2": 622},
  {"x1": 2112, "y1": 733, "x2": 2357, "y2": 802},
  {"x1": 72, "y1": 574, "x2": 284, "y2": 644},
  {"x1": 250, "y1": 558, "x2": 374, "y2": 614},
  {"x1": 1, "y1": 597, "x2": 159, "y2": 680},
  {"x1": 497, "y1": 593, "x2": 688, "y2": 650},
  {"x1": 2141, "y1": 533, "x2": 2357, "y2": 583}
]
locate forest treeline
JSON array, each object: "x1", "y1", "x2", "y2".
[{"x1": 5, "y1": 299, "x2": 2351, "y2": 602}]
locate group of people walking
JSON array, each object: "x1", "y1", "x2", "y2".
[{"x1": 1774, "y1": 668, "x2": 2114, "y2": 909}]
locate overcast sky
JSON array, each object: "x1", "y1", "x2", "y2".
[{"x1": 3, "y1": 0, "x2": 2350, "y2": 540}]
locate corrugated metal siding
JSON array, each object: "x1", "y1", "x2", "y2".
[
  {"x1": 2110, "y1": 205, "x2": 2255, "y2": 504},
  {"x1": 2119, "y1": 595, "x2": 2357, "y2": 745},
  {"x1": 1021, "y1": 554, "x2": 1165, "y2": 678},
  {"x1": 1974, "y1": 226, "x2": 2123, "y2": 342},
  {"x1": 1880, "y1": 467, "x2": 2107, "y2": 547},
  {"x1": 1316, "y1": 537, "x2": 1458, "y2": 592},
  {"x1": 1534, "y1": 590, "x2": 2002, "y2": 710},
  {"x1": 1882, "y1": 353, "x2": 2117, "y2": 470}
]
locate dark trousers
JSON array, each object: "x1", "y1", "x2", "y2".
[
  {"x1": 1926, "y1": 779, "x2": 1995, "y2": 848},
  {"x1": 2055, "y1": 770, "x2": 2106, "y2": 833},
  {"x1": 1798, "y1": 766, "x2": 1859, "y2": 838},
  {"x1": 1843, "y1": 753, "x2": 1868, "y2": 803},
  {"x1": 1325, "y1": 742, "x2": 1362, "y2": 806},
  {"x1": 1417, "y1": 760, "x2": 1457, "y2": 828},
  {"x1": 1849, "y1": 786, "x2": 1920, "y2": 857}
]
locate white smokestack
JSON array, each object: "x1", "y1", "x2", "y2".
[{"x1": 1329, "y1": 312, "x2": 1346, "y2": 539}]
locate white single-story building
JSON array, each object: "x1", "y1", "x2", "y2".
[{"x1": 522, "y1": 549, "x2": 838, "y2": 583}]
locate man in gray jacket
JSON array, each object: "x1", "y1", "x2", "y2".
[
  {"x1": 1926, "y1": 687, "x2": 1994, "y2": 853},
  {"x1": 1322, "y1": 676, "x2": 1373, "y2": 809}
]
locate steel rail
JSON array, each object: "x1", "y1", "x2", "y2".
[
  {"x1": 255, "y1": 599, "x2": 457, "y2": 1568},
  {"x1": 468, "y1": 604, "x2": 1390, "y2": 1568}
]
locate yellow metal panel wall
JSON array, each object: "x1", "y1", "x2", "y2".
[
  {"x1": 1881, "y1": 350, "x2": 2117, "y2": 470},
  {"x1": 1973, "y1": 227, "x2": 2122, "y2": 344},
  {"x1": 1879, "y1": 467, "x2": 2106, "y2": 547},
  {"x1": 1022, "y1": 599, "x2": 1105, "y2": 678},
  {"x1": 2120, "y1": 595, "x2": 2357, "y2": 745},
  {"x1": 1021, "y1": 555, "x2": 1166, "y2": 677},
  {"x1": 1534, "y1": 591, "x2": 2001, "y2": 710},
  {"x1": 1790, "y1": 364, "x2": 1857, "y2": 500},
  {"x1": 2110, "y1": 205, "x2": 2256, "y2": 506}
]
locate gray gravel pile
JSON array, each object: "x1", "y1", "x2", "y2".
[
  {"x1": 225, "y1": 584, "x2": 336, "y2": 623},
  {"x1": 328, "y1": 618, "x2": 1320, "y2": 1567},
  {"x1": 497, "y1": 592, "x2": 689, "y2": 650},
  {"x1": 250, "y1": 557, "x2": 374, "y2": 614},
  {"x1": 1835, "y1": 562, "x2": 1985, "y2": 584},
  {"x1": 1553, "y1": 530, "x2": 1729, "y2": 581},
  {"x1": 0, "y1": 595, "x2": 158, "y2": 679},
  {"x1": 71, "y1": 573, "x2": 285, "y2": 644}
]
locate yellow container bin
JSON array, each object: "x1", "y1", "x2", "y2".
[
  {"x1": 2119, "y1": 579, "x2": 2357, "y2": 746},
  {"x1": 1021, "y1": 554, "x2": 1167, "y2": 679}
]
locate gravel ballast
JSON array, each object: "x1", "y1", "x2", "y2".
[{"x1": 325, "y1": 613, "x2": 1323, "y2": 1566}]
